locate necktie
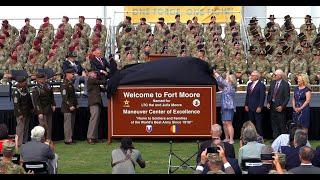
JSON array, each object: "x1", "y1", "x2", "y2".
[
  {"x1": 250, "y1": 82, "x2": 255, "y2": 92},
  {"x1": 273, "y1": 81, "x2": 280, "y2": 100},
  {"x1": 98, "y1": 58, "x2": 104, "y2": 66}
]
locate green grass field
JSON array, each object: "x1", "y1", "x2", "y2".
[{"x1": 54, "y1": 139, "x2": 320, "y2": 174}]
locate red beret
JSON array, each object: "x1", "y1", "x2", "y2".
[
  {"x1": 69, "y1": 46, "x2": 75, "y2": 52},
  {"x1": 48, "y1": 52, "x2": 55, "y2": 59},
  {"x1": 3, "y1": 31, "x2": 10, "y2": 38},
  {"x1": 0, "y1": 35, "x2": 5, "y2": 39},
  {"x1": 25, "y1": 18, "x2": 30, "y2": 22},
  {"x1": 63, "y1": 16, "x2": 69, "y2": 22},
  {"x1": 51, "y1": 44, "x2": 58, "y2": 49},
  {"x1": 28, "y1": 53, "x2": 34, "y2": 60},
  {"x1": 43, "y1": 17, "x2": 49, "y2": 22},
  {"x1": 34, "y1": 47, "x2": 41, "y2": 53},
  {"x1": 58, "y1": 23, "x2": 64, "y2": 28},
  {"x1": 33, "y1": 39, "x2": 41, "y2": 47},
  {"x1": 79, "y1": 16, "x2": 85, "y2": 20}
]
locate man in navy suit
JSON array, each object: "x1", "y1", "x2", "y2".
[
  {"x1": 245, "y1": 70, "x2": 266, "y2": 136},
  {"x1": 62, "y1": 51, "x2": 87, "y2": 96},
  {"x1": 90, "y1": 48, "x2": 117, "y2": 80}
]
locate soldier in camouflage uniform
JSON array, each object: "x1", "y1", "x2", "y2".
[
  {"x1": 44, "y1": 52, "x2": 62, "y2": 81},
  {"x1": 0, "y1": 141, "x2": 26, "y2": 174},
  {"x1": 212, "y1": 49, "x2": 228, "y2": 78},
  {"x1": 25, "y1": 49, "x2": 44, "y2": 78},
  {"x1": 174, "y1": 14, "x2": 186, "y2": 40},
  {"x1": 247, "y1": 19, "x2": 262, "y2": 37},
  {"x1": 144, "y1": 34, "x2": 158, "y2": 54},
  {"x1": 281, "y1": 15, "x2": 296, "y2": 35},
  {"x1": 39, "y1": 17, "x2": 54, "y2": 46},
  {"x1": 304, "y1": 23, "x2": 316, "y2": 44},
  {"x1": 206, "y1": 16, "x2": 222, "y2": 36},
  {"x1": 61, "y1": 16, "x2": 73, "y2": 41},
  {"x1": 76, "y1": 16, "x2": 91, "y2": 39},
  {"x1": 309, "y1": 49, "x2": 320, "y2": 84},
  {"x1": 265, "y1": 32, "x2": 277, "y2": 48},
  {"x1": 0, "y1": 40, "x2": 9, "y2": 66},
  {"x1": 120, "y1": 51, "x2": 139, "y2": 70},
  {"x1": 116, "y1": 16, "x2": 134, "y2": 48},
  {"x1": 12, "y1": 76, "x2": 34, "y2": 146},
  {"x1": 139, "y1": 44, "x2": 151, "y2": 61},
  {"x1": 289, "y1": 49, "x2": 308, "y2": 85},
  {"x1": 265, "y1": 45, "x2": 276, "y2": 63},
  {"x1": 22, "y1": 18, "x2": 36, "y2": 41},
  {"x1": 300, "y1": 15, "x2": 317, "y2": 35},
  {"x1": 229, "y1": 52, "x2": 248, "y2": 84},
  {"x1": 192, "y1": 16, "x2": 204, "y2": 36},
  {"x1": 154, "y1": 17, "x2": 169, "y2": 35},
  {"x1": 252, "y1": 49, "x2": 272, "y2": 84},
  {"x1": 247, "y1": 45, "x2": 258, "y2": 72},
  {"x1": 224, "y1": 15, "x2": 240, "y2": 41},
  {"x1": 272, "y1": 51, "x2": 289, "y2": 77},
  {"x1": 167, "y1": 35, "x2": 181, "y2": 56},
  {"x1": 1, "y1": 51, "x2": 23, "y2": 84},
  {"x1": 264, "y1": 15, "x2": 281, "y2": 39},
  {"x1": 1, "y1": 20, "x2": 19, "y2": 44},
  {"x1": 282, "y1": 45, "x2": 294, "y2": 65}
]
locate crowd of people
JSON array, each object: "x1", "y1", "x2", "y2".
[{"x1": 1, "y1": 14, "x2": 320, "y2": 86}]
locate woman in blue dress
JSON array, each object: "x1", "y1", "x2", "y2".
[
  {"x1": 292, "y1": 74, "x2": 312, "y2": 132},
  {"x1": 213, "y1": 70, "x2": 237, "y2": 144}
]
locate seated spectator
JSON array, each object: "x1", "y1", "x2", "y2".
[
  {"x1": 111, "y1": 138, "x2": 145, "y2": 174},
  {"x1": 281, "y1": 129, "x2": 308, "y2": 170},
  {"x1": 238, "y1": 127, "x2": 265, "y2": 167},
  {"x1": 43, "y1": 126, "x2": 58, "y2": 174},
  {"x1": 0, "y1": 141, "x2": 26, "y2": 174},
  {"x1": 195, "y1": 144, "x2": 235, "y2": 174},
  {"x1": 272, "y1": 124, "x2": 311, "y2": 152},
  {"x1": 20, "y1": 126, "x2": 56, "y2": 174},
  {"x1": 248, "y1": 145, "x2": 290, "y2": 174},
  {"x1": 197, "y1": 124, "x2": 235, "y2": 163},
  {"x1": 198, "y1": 139, "x2": 242, "y2": 174},
  {"x1": 239, "y1": 121, "x2": 264, "y2": 147},
  {"x1": 312, "y1": 146, "x2": 320, "y2": 167},
  {"x1": 289, "y1": 146, "x2": 320, "y2": 174},
  {"x1": 0, "y1": 124, "x2": 17, "y2": 153}
]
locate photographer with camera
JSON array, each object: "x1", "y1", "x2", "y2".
[
  {"x1": 212, "y1": 69, "x2": 237, "y2": 144},
  {"x1": 195, "y1": 144, "x2": 235, "y2": 174}
]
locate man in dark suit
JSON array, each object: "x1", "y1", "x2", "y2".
[
  {"x1": 289, "y1": 146, "x2": 320, "y2": 174},
  {"x1": 312, "y1": 146, "x2": 320, "y2": 167},
  {"x1": 267, "y1": 69, "x2": 290, "y2": 139},
  {"x1": 62, "y1": 51, "x2": 87, "y2": 96},
  {"x1": 90, "y1": 48, "x2": 117, "y2": 79},
  {"x1": 197, "y1": 124, "x2": 235, "y2": 163},
  {"x1": 245, "y1": 70, "x2": 266, "y2": 136}
]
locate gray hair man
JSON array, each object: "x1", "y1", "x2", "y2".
[{"x1": 267, "y1": 69, "x2": 290, "y2": 138}]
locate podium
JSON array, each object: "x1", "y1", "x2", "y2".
[{"x1": 148, "y1": 54, "x2": 176, "y2": 61}]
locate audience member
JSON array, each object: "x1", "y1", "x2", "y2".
[
  {"x1": 239, "y1": 121, "x2": 264, "y2": 147},
  {"x1": 20, "y1": 126, "x2": 56, "y2": 174},
  {"x1": 0, "y1": 141, "x2": 27, "y2": 174},
  {"x1": 0, "y1": 124, "x2": 17, "y2": 153},
  {"x1": 272, "y1": 124, "x2": 311, "y2": 152},
  {"x1": 312, "y1": 146, "x2": 320, "y2": 167},
  {"x1": 281, "y1": 129, "x2": 308, "y2": 170},
  {"x1": 111, "y1": 138, "x2": 146, "y2": 174},
  {"x1": 289, "y1": 146, "x2": 320, "y2": 174},
  {"x1": 238, "y1": 127, "x2": 265, "y2": 166},
  {"x1": 197, "y1": 124, "x2": 235, "y2": 163},
  {"x1": 195, "y1": 144, "x2": 235, "y2": 174}
]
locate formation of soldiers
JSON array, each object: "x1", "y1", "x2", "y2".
[
  {"x1": 0, "y1": 16, "x2": 108, "y2": 84},
  {"x1": 1, "y1": 14, "x2": 320, "y2": 85}
]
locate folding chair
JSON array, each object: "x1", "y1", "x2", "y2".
[
  {"x1": 22, "y1": 161, "x2": 49, "y2": 174},
  {"x1": 167, "y1": 140, "x2": 200, "y2": 174}
]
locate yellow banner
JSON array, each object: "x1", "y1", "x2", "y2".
[{"x1": 124, "y1": 6, "x2": 242, "y2": 24}]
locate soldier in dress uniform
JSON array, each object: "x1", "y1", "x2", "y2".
[
  {"x1": 31, "y1": 72, "x2": 56, "y2": 140},
  {"x1": 60, "y1": 68, "x2": 78, "y2": 144},
  {"x1": 12, "y1": 76, "x2": 34, "y2": 146}
]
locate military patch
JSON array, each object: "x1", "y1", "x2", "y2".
[{"x1": 62, "y1": 89, "x2": 66, "y2": 95}]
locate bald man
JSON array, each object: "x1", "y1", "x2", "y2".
[{"x1": 267, "y1": 69, "x2": 290, "y2": 139}]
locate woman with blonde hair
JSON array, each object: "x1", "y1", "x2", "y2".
[
  {"x1": 213, "y1": 70, "x2": 237, "y2": 144},
  {"x1": 292, "y1": 74, "x2": 312, "y2": 132}
]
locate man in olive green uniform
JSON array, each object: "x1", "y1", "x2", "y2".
[
  {"x1": 212, "y1": 49, "x2": 228, "y2": 78},
  {"x1": 252, "y1": 49, "x2": 272, "y2": 84},
  {"x1": 61, "y1": 68, "x2": 78, "y2": 144},
  {"x1": 309, "y1": 50, "x2": 320, "y2": 84},
  {"x1": 272, "y1": 51, "x2": 289, "y2": 77},
  {"x1": 300, "y1": 15, "x2": 317, "y2": 35},
  {"x1": 229, "y1": 52, "x2": 248, "y2": 84},
  {"x1": 116, "y1": 16, "x2": 133, "y2": 47},
  {"x1": 0, "y1": 141, "x2": 26, "y2": 174},
  {"x1": 247, "y1": 45, "x2": 258, "y2": 72},
  {"x1": 31, "y1": 73, "x2": 56, "y2": 140},
  {"x1": 77, "y1": 16, "x2": 91, "y2": 39},
  {"x1": 12, "y1": 77, "x2": 34, "y2": 146},
  {"x1": 1, "y1": 51, "x2": 23, "y2": 84},
  {"x1": 264, "y1": 15, "x2": 280, "y2": 39},
  {"x1": 168, "y1": 35, "x2": 181, "y2": 56},
  {"x1": 289, "y1": 49, "x2": 308, "y2": 84},
  {"x1": 86, "y1": 68, "x2": 107, "y2": 144}
]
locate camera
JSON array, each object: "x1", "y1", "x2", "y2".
[
  {"x1": 260, "y1": 153, "x2": 275, "y2": 160},
  {"x1": 206, "y1": 146, "x2": 220, "y2": 154}
]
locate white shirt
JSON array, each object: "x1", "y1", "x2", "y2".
[
  {"x1": 250, "y1": 80, "x2": 258, "y2": 91},
  {"x1": 271, "y1": 134, "x2": 312, "y2": 152}
]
